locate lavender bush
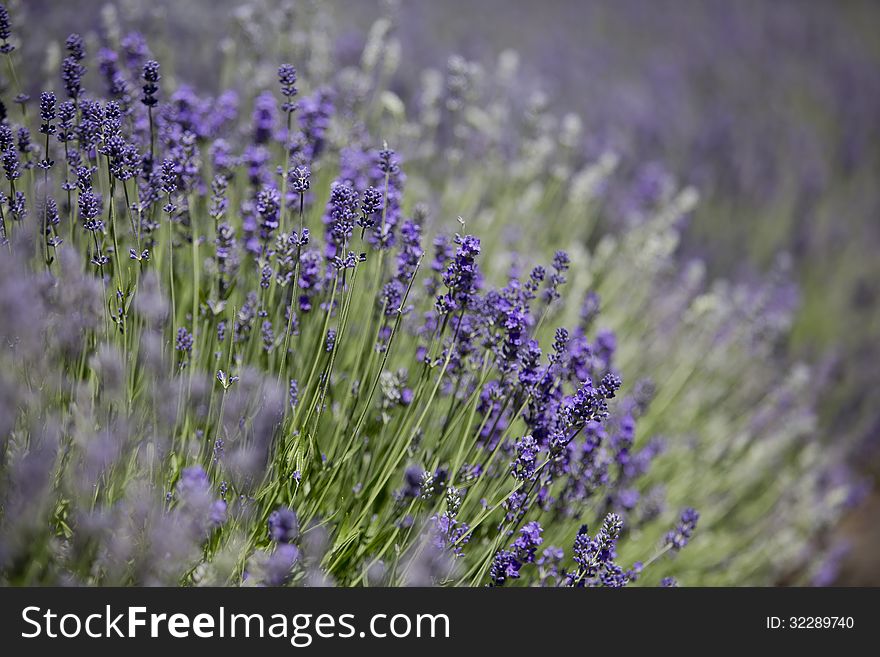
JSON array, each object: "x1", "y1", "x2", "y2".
[{"x1": 0, "y1": 1, "x2": 860, "y2": 586}]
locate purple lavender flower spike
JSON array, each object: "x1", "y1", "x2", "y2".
[
  {"x1": 665, "y1": 508, "x2": 699, "y2": 551},
  {"x1": 268, "y1": 507, "x2": 299, "y2": 544}
]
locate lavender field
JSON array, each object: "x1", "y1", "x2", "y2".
[{"x1": 0, "y1": 0, "x2": 878, "y2": 586}]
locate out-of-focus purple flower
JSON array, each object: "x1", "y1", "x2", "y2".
[
  {"x1": 175, "y1": 466, "x2": 226, "y2": 535},
  {"x1": 297, "y1": 249, "x2": 322, "y2": 311},
  {"x1": 325, "y1": 328, "x2": 337, "y2": 352},
  {"x1": 297, "y1": 88, "x2": 333, "y2": 162},
  {"x1": 215, "y1": 222, "x2": 238, "y2": 297},
  {"x1": 121, "y1": 31, "x2": 150, "y2": 74},
  {"x1": 812, "y1": 541, "x2": 851, "y2": 587},
  {"x1": 97, "y1": 48, "x2": 129, "y2": 103},
  {"x1": 396, "y1": 466, "x2": 423, "y2": 501},
  {"x1": 261, "y1": 319, "x2": 274, "y2": 352},
  {"x1": 263, "y1": 543, "x2": 299, "y2": 586},
  {"x1": 268, "y1": 507, "x2": 299, "y2": 544},
  {"x1": 252, "y1": 91, "x2": 277, "y2": 145},
  {"x1": 380, "y1": 218, "x2": 423, "y2": 317},
  {"x1": 288, "y1": 379, "x2": 299, "y2": 409}
]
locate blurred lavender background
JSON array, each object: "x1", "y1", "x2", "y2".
[{"x1": 14, "y1": 0, "x2": 880, "y2": 583}]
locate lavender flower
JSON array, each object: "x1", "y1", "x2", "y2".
[
  {"x1": 261, "y1": 319, "x2": 274, "y2": 352},
  {"x1": 288, "y1": 379, "x2": 299, "y2": 409},
  {"x1": 141, "y1": 60, "x2": 161, "y2": 107},
  {"x1": 380, "y1": 218, "x2": 423, "y2": 316},
  {"x1": 325, "y1": 328, "x2": 337, "y2": 352},
  {"x1": 665, "y1": 508, "x2": 699, "y2": 551},
  {"x1": 0, "y1": 4, "x2": 13, "y2": 53},
  {"x1": 2, "y1": 145, "x2": 20, "y2": 181},
  {"x1": 288, "y1": 164, "x2": 310, "y2": 194},
  {"x1": 175, "y1": 327, "x2": 194, "y2": 354},
  {"x1": 436, "y1": 234, "x2": 481, "y2": 315},
  {"x1": 65, "y1": 33, "x2": 85, "y2": 62},
  {"x1": 358, "y1": 186, "x2": 383, "y2": 231},
  {"x1": 263, "y1": 544, "x2": 299, "y2": 586},
  {"x1": 160, "y1": 158, "x2": 177, "y2": 213},
  {"x1": 175, "y1": 466, "x2": 226, "y2": 534},
  {"x1": 107, "y1": 136, "x2": 139, "y2": 181},
  {"x1": 56, "y1": 100, "x2": 76, "y2": 144},
  {"x1": 61, "y1": 56, "x2": 85, "y2": 100},
  {"x1": 97, "y1": 48, "x2": 129, "y2": 102},
  {"x1": 369, "y1": 147, "x2": 405, "y2": 249},
  {"x1": 79, "y1": 190, "x2": 102, "y2": 231},
  {"x1": 0, "y1": 123, "x2": 12, "y2": 152},
  {"x1": 252, "y1": 91, "x2": 277, "y2": 145},
  {"x1": 44, "y1": 197, "x2": 59, "y2": 231},
  {"x1": 489, "y1": 550, "x2": 521, "y2": 586},
  {"x1": 256, "y1": 186, "x2": 280, "y2": 244},
  {"x1": 278, "y1": 63, "x2": 298, "y2": 113},
  {"x1": 543, "y1": 250, "x2": 570, "y2": 304},
  {"x1": 8, "y1": 190, "x2": 26, "y2": 222},
  {"x1": 39, "y1": 92, "x2": 56, "y2": 135},
  {"x1": 511, "y1": 435, "x2": 539, "y2": 481},
  {"x1": 268, "y1": 507, "x2": 299, "y2": 544},
  {"x1": 512, "y1": 521, "x2": 544, "y2": 564},
  {"x1": 121, "y1": 31, "x2": 150, "y2": 72},
  {"x1": 297, "y1": 89, "x2": 333, "y2": 162},
  {"x1": 325, "y1": 181, "x2": 358, "y2": 253}
]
